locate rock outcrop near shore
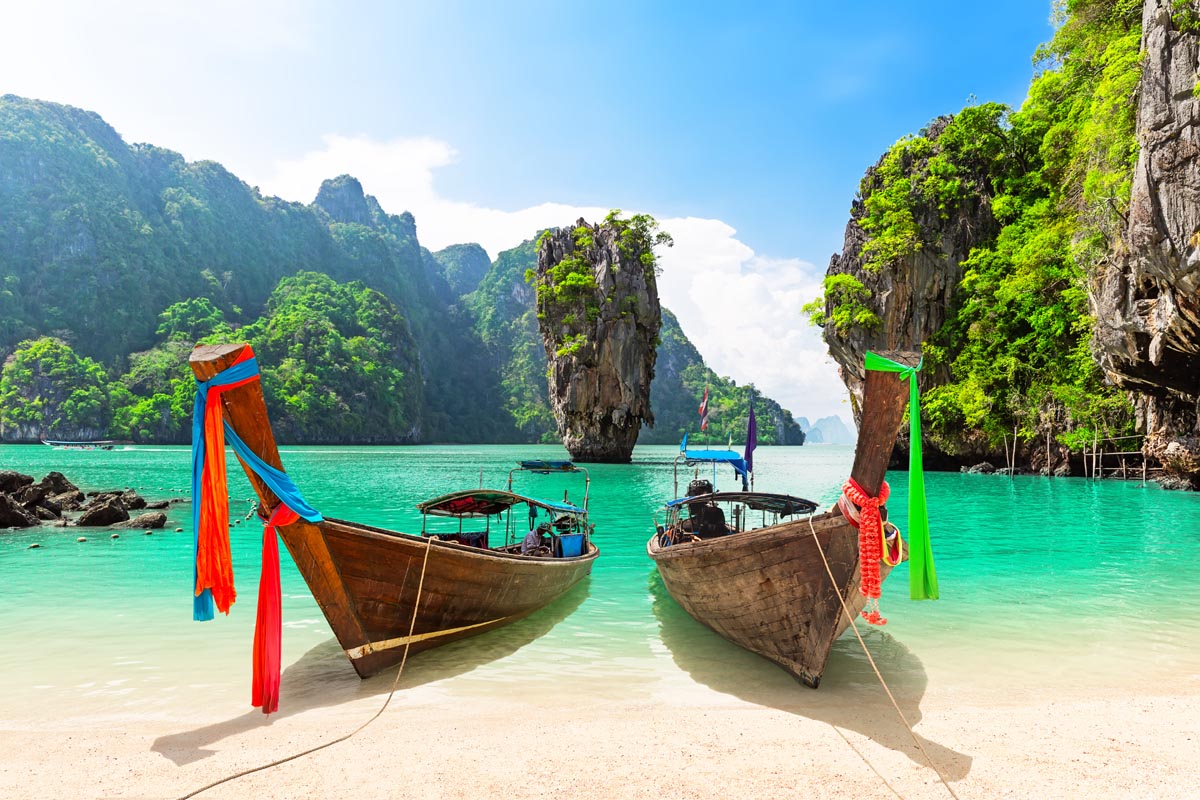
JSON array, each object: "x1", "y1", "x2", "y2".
[
  {"x1": 1092, "y1": 1, "x2": 1200, "y2": 489},
  {"x1": 0, "y1": 470, "x2": 168, "y2": 530},
  {"x1": 533, "y1": 217, "x2": 665, "y2": 462},
  {"x1": 820, "y1": 118, "x2": 1000, "y2": 466}
]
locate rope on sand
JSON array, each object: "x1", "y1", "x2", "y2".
[
  {"x1": 176, "y1": 534, "x2": 436, "y2": 799},
  {"x1": 807, "y1": 513, "x2": 961, "y2": 800}
]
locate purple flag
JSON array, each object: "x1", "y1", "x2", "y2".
[{"x1": 744, "y1": 400, "x2": 758, "y2": 473}]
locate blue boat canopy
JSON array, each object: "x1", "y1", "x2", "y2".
[
  {"x1": 417, "y1": 489, "x2": 584, "y2": 518},
  {"x1": 665, "y1": 491, "x2": 818, "y2": 516},
  {"x1": 680, "y1": 449, "x2": 750, "y2": 486}
]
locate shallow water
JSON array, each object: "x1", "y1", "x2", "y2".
[{"x1": 2, "y1": 443, "x2": 1198, "y2": 719}]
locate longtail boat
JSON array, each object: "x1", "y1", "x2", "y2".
[
  {"x1": 41, "y1": 439, "x2": 117, "y2": 450},
  {"x1": 188, "y1": 343, "x2": 598, "y2": 710},
  {"x1": 646, "y1": 351, "x2": 937, "y2": 688}
]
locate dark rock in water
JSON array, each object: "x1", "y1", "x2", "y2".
[
  {"x1": 76, "y1": 497, "x2": 129, "y2": 526},
  {"x1": 533, "y1": 216, "x2": 665, "y2": 462},
  {"x1": 14, "y1": 483, "x2": 48, "y2": 509},
  {"x1": 50, "y1": 490, "x2": 85, "y2": 511},
  {"x1": 0, "y1": 494, "x2": 39, "y2": 528},
  {"x1": 0, "y1": 470, "x2": 34, "y2": 494},
  {"x1": 145, "y1": 500, "x2": 170, "y2": 510},
  {"x1": 113, "y1": 512, "x2": 167, "y2": 529},
  {"x1": 963, "y1": 462, "x2": 996, "y2": 474},
  {"x1": 1157, "y1": 475, "x2": 1196, "y2": 492},
  {"x1": 1053, "y1": 462, "x2": 1072, "y2": 478},
  {"x1": 121, "y1": 491, "x2": 147, "y2": 510},
  {"x1": 40, "y1": 472, "x2": 79, "y2": 496},
  {"x1": 33, "y1": 506, "x2": 58, "y2": 521},
  {"x1": 995, "y1": 467, "x2": 1027, "y2": 476}
]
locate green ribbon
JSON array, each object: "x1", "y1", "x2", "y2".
[{"x1": 863, "y1": 351, "x2": 939, "y2": 600}]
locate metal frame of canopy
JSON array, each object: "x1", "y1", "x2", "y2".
[
  {"x1": 673, "y1": 449, "x2": 751, "y2": 497},
  {"x1": 416, "y1": 461, "x2": 592, "y2": 550}
]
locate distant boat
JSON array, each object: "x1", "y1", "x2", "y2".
[
  {"x1": 189, "y1": 343, "x2": 599, "y2": 680},
  {"x1": 647, "y1": 352, "x2": 918, "y2": 688},
  {"x1": 41, "y1": 439, "x2": 116, "y2": 450}
]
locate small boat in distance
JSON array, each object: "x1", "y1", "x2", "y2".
[
  {"x1": 189, "y1": 343, "x2": 599, "y2": 684},
  {"x1": 647, "y1": 352, "x2": 921, "y2": 688},
  {"x1": 41, "y1": 439, "x2": 117, "y2": 450}
]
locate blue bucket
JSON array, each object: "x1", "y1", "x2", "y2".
[{"x1": 558, "y1": 533, "x2": 585, "y2": 558}]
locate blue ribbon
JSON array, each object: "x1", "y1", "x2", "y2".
[{"x1": 192, "y1": 356, "x2": 323, "y2": 621}]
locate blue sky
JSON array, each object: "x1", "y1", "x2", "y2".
[{"x1": 3, "y1": 0, "x2": 1056, "y2": 424}]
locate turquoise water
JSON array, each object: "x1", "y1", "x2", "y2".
[{"x1": 2, "y1": 443, "x2": 1199, "y2": 719}]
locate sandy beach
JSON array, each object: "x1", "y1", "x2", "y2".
[{"x1": 3, "y1": 643, "x2": 1197, "y2": 800}]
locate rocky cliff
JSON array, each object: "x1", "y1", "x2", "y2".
[
  {"x1": 819, "y1": 117, "x2": 1000, "y2": 464},
  {"x1": 1093, "y1": 1, "x2": 1200, "y2": 487},
  {"x1": 532, "y1": 216, "x2": 665, "y2": 462}
]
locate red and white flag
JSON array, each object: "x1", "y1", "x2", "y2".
[{"x1": 698, "y1": 386, "x2": 710, "y2": 431}]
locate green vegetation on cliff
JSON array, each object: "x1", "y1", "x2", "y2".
[{"x1": 808, "y1": 0, "x2": 1142, "y2": 455}]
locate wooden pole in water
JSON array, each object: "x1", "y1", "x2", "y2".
[
  {"x1": 1012, "y1": 423, "x2": 1018, "y2": 477},
  {"x1": 1093, "y1": 432, "x2": 1099, "y2": 480},
  {"x1": 1045, "y1": 429, "x2": 1052, "y2": 477}
]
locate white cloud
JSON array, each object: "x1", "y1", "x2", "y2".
[{"x1": 251, "y1": 135, "x2": 852, "y2": 427}]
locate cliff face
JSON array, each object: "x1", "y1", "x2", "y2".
[
  {"x1": 534, "y1": 218, "x2": 662, "y2": 462},
  {"x1": 1093, "y1": 1, "x2": 1200, "y2": 486},
  {"x1": 821, "y1": 118, "x2": 999, "y2": 462}
]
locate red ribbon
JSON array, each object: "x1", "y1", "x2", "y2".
[{"x1": 252, "y1": 503, "x2": 298, "y2": 714}]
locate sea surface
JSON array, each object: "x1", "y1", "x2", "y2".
[{"x1": 2, "y1": 443, "x2": 1199, "y2": 720}]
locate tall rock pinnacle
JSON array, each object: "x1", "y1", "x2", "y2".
[{"x1": 531, "y1": 213, "x2": 670, "y2": 462}]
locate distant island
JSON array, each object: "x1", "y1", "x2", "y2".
[{"x1": 797, "y1": 416, "x2": 854, "y2": 446}]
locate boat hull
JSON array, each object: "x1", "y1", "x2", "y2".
[
  {"x1": 647, "y1": 510, "x2": 897, "y2": 688},
  {"x1": 280, "y1": 517, "x2": 598, "y2": 678}
]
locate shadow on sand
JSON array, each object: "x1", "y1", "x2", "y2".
[
  {"x1": 649, "y1": 573, "x2": 971, "y2": 781},
  {"x1": 152, "y1": 580, "x2": 591, "y2": 765}
]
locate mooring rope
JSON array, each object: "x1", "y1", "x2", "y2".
[
  {"x1": 806, "y1": 513, "x2": 962, "y2": 800},
  {"x1": 177, "y1": 532, "x2": 437, "y2": 800}
]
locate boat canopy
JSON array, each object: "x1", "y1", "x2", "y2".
[
  {"x1": 679, "y1": 449, "x2": 750, "y2": 485},
  {"x1": 665, "y1": 491, "x2": 818, "y2": 516},
  {"x1": 417, "y1": 489, "x2": 585, "y2": 518}
]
